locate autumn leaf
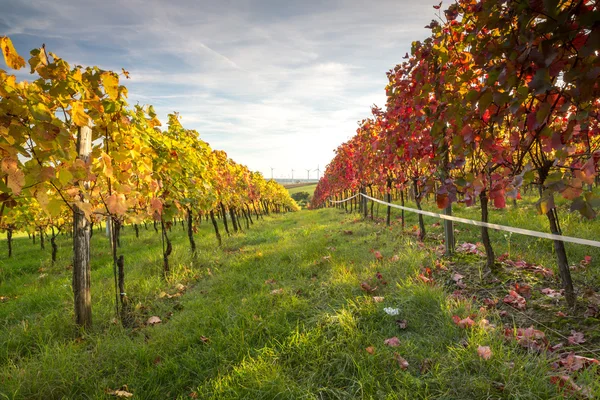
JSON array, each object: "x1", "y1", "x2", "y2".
[
  {"x1": 365, "y1": 346, "x2": 375, "y2": 354},
  {"x1": 360, "y1": 282, "x2": 377, "y2": 293},
  {"x1": 372, "y1": 296, "x2": 384, "y2": 303},
  {"x1": 106, "y1": 193, "x2": 128, "y2": 215},
  {"x1": 395, "y1": 319, "x2": 408, "y2": 329},
  {"x1": 0, "y1": 36, "x2": 26, "y2": 70},
  {"x1": 384, "y1": 337, "x2": 401, "y2": 347},
  {"x1": 373, "y1": 250, "x2": 383, "y2": 260},
  {"x1": 559, "y1": 352, "x2": 599, "y2": 372},
  {"x1": 150, "y1": 198, "x2": 163, "y2": 215},
  {"x1": 147, "y1": 316, "x2": 161, "y2": 325},
  {"x1": 270, "y1": 288, "x2": 284, "y2": 295},
  {"x1": 452, "y1": 315, "x2": 475, "y2": 328},
  {"x1": 541, "y1": 288, "x2": 563, "y2": 299},
  {"x1": 101, "y1": 71, "x2": 119, "y2": 100},
  {"x1": 477, "y1": 345, "x2": 492, "y2": 360},
  {"x1": 70, "y1": 100, "x2": 91, "y2": 127},
  {"x1": 106, "y1": 387, "x2": 133, "y2": 398},
  {"x1": 393, "y1": 353, "x2": 409, "y2": 370},
  {"x1": 503, "y1": 290, "x2": 526, "y2": 310},
  {"x1": 567, "y1": 330, "x2": 585, "y2": 345},
  {"x1": 514, "y1": 283, "x2": 532, "y2": 299}
]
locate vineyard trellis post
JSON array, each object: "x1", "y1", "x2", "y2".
[{"x1": 72, "y1": 124, "x2": 93, "y2": 328}]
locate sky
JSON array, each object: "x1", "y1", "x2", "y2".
[{"x1": 2, "y1": 0, "x2": 441, "y2": 180}]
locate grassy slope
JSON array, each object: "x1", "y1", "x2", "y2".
[
  {"x1": 0, "y1": 207, "x2": 598, "y2": 399},
  {"x1": 287, "y1": 183, "x2": 317, "y2": 196}
]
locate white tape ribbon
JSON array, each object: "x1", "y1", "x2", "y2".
[
  {"x1": 329, "y1": 193, "x2": 359, "y2": 204},
  {"x1": 331, "y1": 193, "x2": 600, "y2": 248}
]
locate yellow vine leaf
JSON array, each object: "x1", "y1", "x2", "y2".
[
  {"x1": 28, "y1": 48, "x2": 48, "y2": 74},
  {"x1": 34, "y1": 188, "x2": 49, "y2": 209},
  {"x1": 1, "y1": 36, "x2": 26, "y2": 70},
  {"x1": 1, "y1": 157, "x2": 24, "y2": 195},
  {"x1": 106, "y1": 193, "x2": 127, "y2": 215},
  {"x1": 101, "y1": 72, "x2": 119, "y2": 100},
  {"x1": 100, "y1": 152, "x2": 113, "y2": 178},
  {"x1": 47, "y1": 198, "x2": 64, "y2": 217},
  {"x1": 70, "y1": 101, "x2": 90, "y2": 127}
]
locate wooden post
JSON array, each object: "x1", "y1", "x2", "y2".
[{"x1": 73, "y1": 124, "x2": 93, "y2": 328}]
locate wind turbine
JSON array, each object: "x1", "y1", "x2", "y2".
[
  {"x1": 313, "y1": 165, "x2": 320, "y2": 180},
  {"x1": 270, "y1": 167, "x2": 274, "y2": 180},
  {"x1": 305, "y1": 168, "x2": 311, "y2": 181},
  {"x1": 291, "y1": 169, "x2": 294, "y2": 182}
]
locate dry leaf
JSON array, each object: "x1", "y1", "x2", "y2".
[
  {"x1": 477, "y1": 345, "x2": 492, "y2": 360},
  {"x1": 395, "y1": 319, "x2": 408, "y2": 329},
  {"x1": 107, "y1": 387, "x2": 133, "y2": 398},
  {"x1": 365, "y1": 346, "x2": 375, "y2": 354},
  {"x1": 568, "y1": 330, "x2": 586, "y2": 345},
  {"x1": 393, "y1": 353, "x2": 409, "y2": 370},
  {"x1": 384, "y1": 337, "x2": 401, "y2": 347},
  {"x1": 147, "y1": 316, "x2": 161, "y2": 325}
]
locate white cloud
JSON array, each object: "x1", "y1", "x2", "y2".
[{"x1": 4, "y1": 0, "x2": 441, "y2": 178}]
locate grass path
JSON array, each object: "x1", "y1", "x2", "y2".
[{"x1": 0, "y1": 209, "x2": 597, "y2": 399}]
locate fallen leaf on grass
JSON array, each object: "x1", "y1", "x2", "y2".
[
  {"x1": 556, "y1": 311, "x2": 567, "y2": 317},
  {"x1": 147, "y1": 316, "x2": 161, "y2": 325},
  {"x1": 581, "y1": 255, "x2": 592, "y2": 266},
  {"x1": 483, "y1": 298, "x2": 498, "y2": 309},
  {"x1": 478, "y1": 319, "x2": 495, "y2": 330},
  {"x1": 456, "y1": 242, "x2": 483, "y2": 256},
  {"x1": 391, "y1": 255, "x2": 400, "y2": 262},
  {"x1": 372, "y1": 296, "x2": 385, "y2": 303},
  {"x1": 558, "y1": 352, "x2": 600, "y2": 372},
  {"x1": 270, "y1": 288, "x2": 284, "y2": 295},
  {"x1": 360, "y1": 282, "x2": 377, "y2": 293},
  {"x1": 199, "y1": 336, "x2": 210, "y2": 344},
  {"x1": 373, "y1": 250, "x2": 383, "y2": 260},
  {"x1": 452, "y1": 315, "x2": 475, "y2": 328},
  {"x1": 584, "y1": 303, "x2": 599, "y2": 318},
  {"x1": 503, "y1": 290, "x2": 526, "y2": 310},
  {"x1": 568, "y1": 330, "x2": 586, "y2": 345},
  {"x1": 393, "y1": 353, "x2": 409, "y2": 370},
  {"x1": 106, "y1": 387, "x2": 133, "y2": 398},
  {"x1": 477, "y1": 345, "x2": 493, "y2": 360},
  {"x1": 264, "y1": 279, "x2": 277, "y2": 285},
  {"x1": 365, "y1": 346, "x2": 375, "y2": 354},
  {"x1": 343, "y1": 230, "x2": 353, "y2": 235},
  {"x1": 514, "y1": 283, "x2": 532, "y2": 299},
  {"x1": 505, "y1": 326, "x2": 548, "y2": 351},
  {"x1": 384, "y1": 337, "x2": 401, "y2": 347},
  {"x1": 417, "y1": 274, "x2": 433, "y2": 284},
  {"x1": 549, "y1": 375, "x2": 590, "y2": 397},
  {"x1": 541, "y1": 288, "x2": 563, "y2": 299},
  {"x1": 395, "y1": 319, "x2": 408, "y2": 329},
  {"x1": 452, "y1": 273, "x2": 464, "y2": 282},
  {"x1": 375, "y1": 272, "x2": 387, "y2": 285}
]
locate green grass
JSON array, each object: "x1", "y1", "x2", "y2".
[
  {"x1": 287, "y1": 183, "x2": 317, "y2": 196},
  {"x1": 361, "y1": 191, "x2": 600, "y2": 286},
  {"x1": 0, "y1": 207, "x2": 598, "y2": 399}
]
